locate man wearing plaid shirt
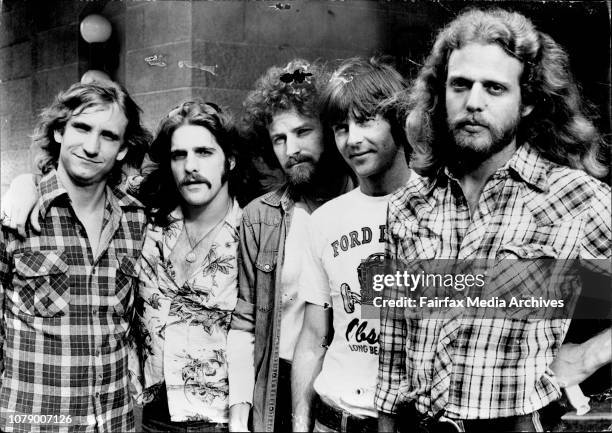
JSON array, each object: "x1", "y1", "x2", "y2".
[
  {"x1": 0, "y1": 81, "x2": 149, "y2": 432},
  {"x1": 376, "y1": 8, "x2": 611, "y2": 432}
]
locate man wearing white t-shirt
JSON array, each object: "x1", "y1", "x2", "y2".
[{"x1": 292, "y1": 57, "x2": 411, "y2": 432}]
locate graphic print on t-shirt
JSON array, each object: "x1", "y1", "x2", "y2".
[{"x1": 301, "y1": 188, "x2": 391, "y2": 417}]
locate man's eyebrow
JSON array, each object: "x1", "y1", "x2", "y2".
[
  {"x1": 194, "y1": 145, "x2": 217, "y2": 151},
  {"x1": 291, "y1": 121, "x2": 315, "y2": 131},
  {"x1": 270, "y1": 132, "x2": 286, "y2": 140},
  {"x1": 482, "y1": 79, "x2": 511, "y2": 87},
  {"x1": 448, "y1": 74, "x2": 512, "y2": 88},
  {"x1": 100, "y1": 129, "x2": 121, "y2": 140},
  {"x1": 69, "y1": 120, "x2": 92, "y2": 130},
  {"x1": 447, "y1": 75, "x2": 472, "y2": 83}
]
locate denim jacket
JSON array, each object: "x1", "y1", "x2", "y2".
[{"x1": 230, "y1": 186, "x2": 294, "y2": 432}]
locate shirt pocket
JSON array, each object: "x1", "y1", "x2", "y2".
[
  {"x1": 409, "y1": 225, "x2": 440, "y2": 260},
  {"x1": 13, "y1": 251, "x2": 70, "y2": 318},
  {"x1": 490, "y1": 243, "x2": 561, "y2": 318},
  {"x1": 254, "y1": 251, "x2": 277, "y2": 312},
  {"x1": 108, "y1": 254, "x2": 139, "y2": 317}
]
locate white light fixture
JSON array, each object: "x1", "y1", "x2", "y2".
[
  {"x1": 80, "y1": 14, "x2": 112, "y2": 43},
  {"x1": 81, "y1": 70, "x2": 112, "y2": 84}
]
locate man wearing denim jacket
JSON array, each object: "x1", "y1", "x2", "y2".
[{"x1": 226, "y1": 59, "x2": 354, "y2": 432}]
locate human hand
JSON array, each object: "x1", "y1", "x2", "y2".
[{"x1": 0, "y1": 173, "x2": 41, "y2": 236}]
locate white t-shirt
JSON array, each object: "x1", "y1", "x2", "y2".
[
  {"x1": 300, "y1": 187, "x2": 390, "y2": 418},
  {"x1": 279, "y1": 202, "x2": 309, "y2": 360}
]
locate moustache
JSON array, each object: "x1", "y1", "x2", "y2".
[
  {"x1": 180, "y1": 174, "x2": 212, "y2": 188},
  {"x1": 286, "y1": 155, "x2": 314, "y2": 169},
  {"x1": 454, "y1": 115, "x2": 490, "y2": 129}
]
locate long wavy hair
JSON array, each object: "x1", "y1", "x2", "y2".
[
  {"x1": 320, "y1": 56, "x2": 409, "y2": 155},
  {"x1": 33, "y1": 81, "x2": 150, "y2": 186},
  {"x1": 138, "y1": 100, "x2": 257, "y2": 227},
  {"x1": 404, "y1": 8, "x2": 608, "y2": 179},
  {"x1": 241, "y1": 58, "x2": 353, "y2": 188}
]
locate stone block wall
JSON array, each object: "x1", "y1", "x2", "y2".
[{"x1": 1, "y1": 0, "x2": 610, "y2": 194}]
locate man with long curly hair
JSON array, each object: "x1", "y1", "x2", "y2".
[
  {"x1": 226, "y1": 59, "x2": 354, "y2": 432},
  {"x1": 0, "y1": 81, "x2": 150, "y2": 432},
  {"x1": 376, "y1": 8, "x2": 610, "y2": 432}
]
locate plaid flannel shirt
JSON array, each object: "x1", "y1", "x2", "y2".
[
  {"x1": 0, "y1": 171, "x2": 146, "y2": 432},
  {"x1": 375, "y1": 144, "x2": 611, "y2": 419}
]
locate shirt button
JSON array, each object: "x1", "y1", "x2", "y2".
[
  {"x1": 95, "y1": 392, "x2": 100, "y2": 398},
  {"x1": 92, "y1": 308, "x2": 98, "y2": 315},
  {"x1": 264, "y1": 264, "x2": 271, "y2": 271},
  {"x1": 95, "y1": 349, "x2": 101, "y2": 356},
  {"x1": 92, "y1": 268, "x2": 97, "y2": 275}
]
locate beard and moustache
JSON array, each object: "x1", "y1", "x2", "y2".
[
  {"x1": 284, "y1": 147, "x2": 341, "y2": 198},
  {"x1": 285, "y1": 153, "x2": 317, "y2": 187},
  {"x1": 445, "y1": 109, "x2": 520, "y2": 175}
]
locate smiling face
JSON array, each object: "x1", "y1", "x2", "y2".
[
  {"x1": 445, "y1": 42, "x2": 533, "y2": 165},
  {"x1": 332, "y1": 113, "x2": 400, "y2": 182},
  {"x1": 170, "y1": 124, "x2": 233, "y2": 211},
  {"x1": 54, "y1": 103, "x2": 128, "y2": 188},
  {"x1": 268, "y1": 108, "x2": 325, "y2": 187}
]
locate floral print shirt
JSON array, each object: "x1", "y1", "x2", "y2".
[{"x1": 134, "y1": 201, "x2": 241, "y2": 423}]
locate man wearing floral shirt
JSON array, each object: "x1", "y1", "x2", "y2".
[{"x1": 132, "y1": 101, "x2": 255, "y2": 432}]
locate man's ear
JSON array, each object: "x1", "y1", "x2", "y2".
[
  {"x1": 115, "y1": 145, "x2": 128, "y2": 162},
  {"x1": 521, "y1": 104, "x2": 534, "y2": 118},
  {"x1": 53, "y1": 130, "x2": 63, "y2": 144},
  {"x1": 229, "y1": 156, "x2": 236, "y2": 171}
]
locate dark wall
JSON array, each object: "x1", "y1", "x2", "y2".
[{"x1": 1, "y1": 0, "x2": 610, "y2": 193}]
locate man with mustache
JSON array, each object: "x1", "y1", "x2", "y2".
[
  {"x1": 226, "y1": 59, "x2": 354, "y2": 432},
  {"x1": 0, "y1": 99, "x2": 257, "y2": 432},
  {"x1": 133, "y1": 100, "x2": 257, "y2": 432},
  {"x1": 376, "y1": 8, "x2": 611, "y2": 432},
  {"x1": 0, "y1": 81, "x2": 150, "y2": 432}
]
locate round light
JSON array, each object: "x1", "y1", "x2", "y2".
[
  {"x1": 81, "y1": 70, "x2": 112, "y2": 84},
  {"x1": 80, "y1": 14, "x2": 112, "y2": 43}
]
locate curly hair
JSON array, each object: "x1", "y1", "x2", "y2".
[
  {"x1": 320, "y1": 57, "x2": 409, "y2": 154},
  {"x1": 241, "y1": 59, "x2": 332, "y2": 168},
  {"x1": 138, "y1": 100, "x2": 258, "y2": 227},
  {"x1": 33, "y1": 81, "x2": 150, "y2": 186},
  {"x1": 404, "y1": 8, "x2": 607, "y2": 178}
]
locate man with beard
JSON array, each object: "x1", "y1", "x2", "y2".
[
  {"x1": 376, "y1": 8, "x2": 611, "y2": 432},
  {"x1": 226, "y1": 59, "x2": 354, "y2": 432}
]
